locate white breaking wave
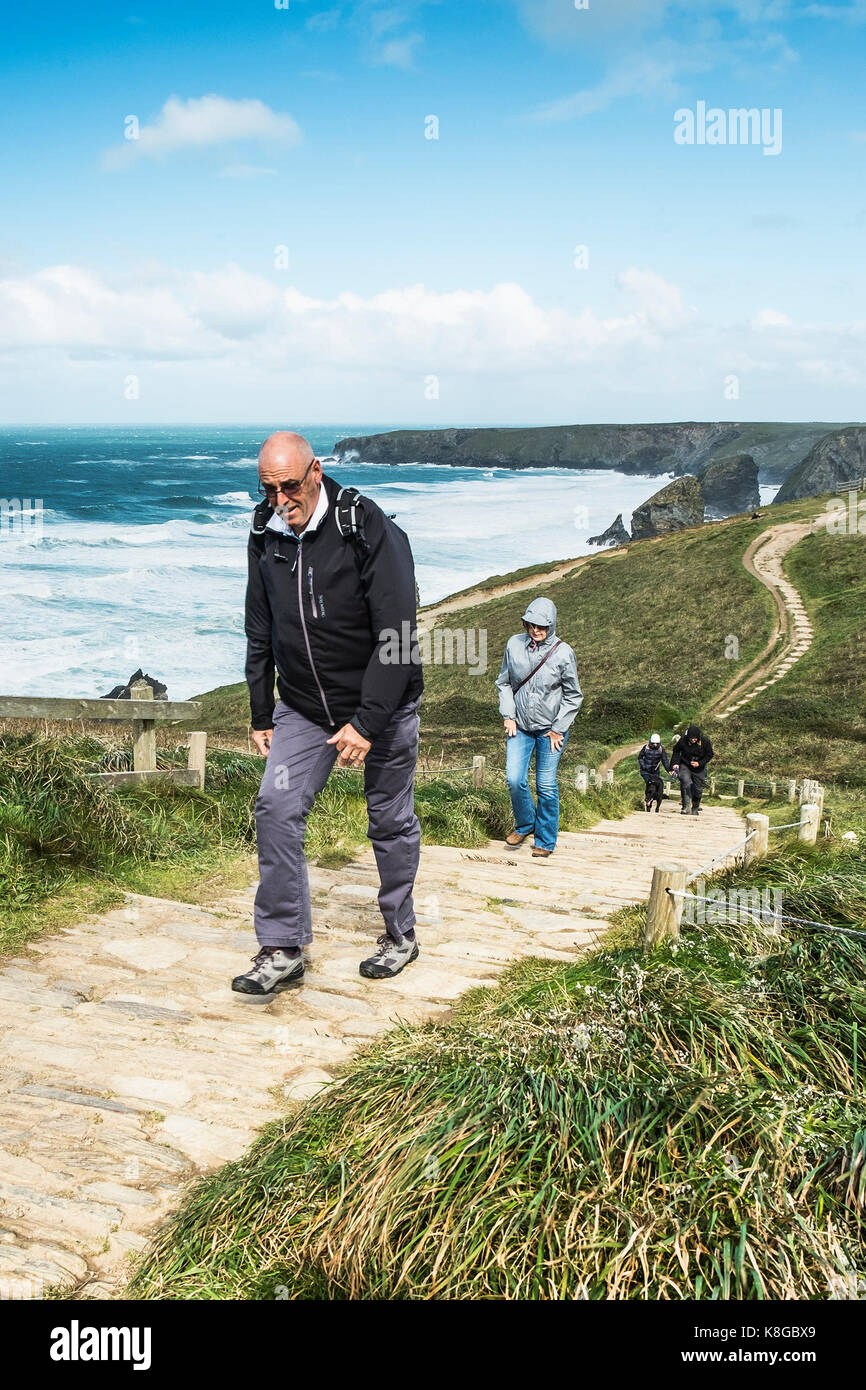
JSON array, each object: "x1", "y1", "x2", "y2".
[{"x1": 0, "y1": 454, "x2": 668, "y2": 698}]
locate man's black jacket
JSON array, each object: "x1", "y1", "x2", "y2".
[
  {"x1": 244, "y1": 473, "x2": 423, "y2": 739},
  {"x1": 671, "y1": 733, "x2": 715, "y2": 770},
  {"x1": 638, "y1": 743, "x2": 671, "y2": 781}
]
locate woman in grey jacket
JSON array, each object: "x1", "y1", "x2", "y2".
[{"x1": 495, "y1": 597, "x2": 583, "y2": 857}]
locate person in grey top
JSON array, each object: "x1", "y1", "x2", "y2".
[{"x1": 495, "y1": 597, "x2": 583, "y2": 857}]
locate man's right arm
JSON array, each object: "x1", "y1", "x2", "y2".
[{"x1": 244, "y1": 534, "x2": 276, "y2": 732}]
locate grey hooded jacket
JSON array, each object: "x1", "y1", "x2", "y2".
[{"x1": 495, "y1": 598, "x2": 583, "y2": 735}]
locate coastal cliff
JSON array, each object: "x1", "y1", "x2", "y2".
[
  {"x1": 774, "y1": 427, "x2": 866, "y2": 502},
  {"x1": 333, "y1": 421, "x2": 840, "y2": 484}
]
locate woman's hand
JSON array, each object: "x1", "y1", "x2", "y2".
[
  {"x1": 546, "y1": 730, "x2": 564, "y2": 752},
  {"x1": 503, "y1": 718, "x2": 517, "y2": 738}
]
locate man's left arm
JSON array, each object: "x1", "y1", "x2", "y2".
[
  {"x1": 349, "y1": 508, "x2": 419, "y2": 742},
  {"x1": 702, "y1": 737, "x2": 715, "y2": 766}
]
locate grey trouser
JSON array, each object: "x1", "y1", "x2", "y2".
[
  {"x1": 678, "y1": 764, "x2": 707, "y2": 807},
  {"x1": 253, "y1": 696, "x2": 421, "y2": 950}
]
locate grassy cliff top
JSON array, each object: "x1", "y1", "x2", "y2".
[{"x1": 193, "y1": 493, "x2": 866, "y2": 781}]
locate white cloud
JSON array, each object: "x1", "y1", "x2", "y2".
[
  {"x1": 307, "y1": 7, "x2": 343, "y2": 31},
  {"x1": 753, "y1": 308, "x2": 793, "y2": 329},
  {"x1": 0, "y1": 261, "x2": 863, "y2": 420},
  {"x1": 515, "y1": 0, "x2": 799, "y2": 125},
  {"x1": 376, "y1": 34, "x2": 423, "y2": 67},
  {"x1": 529, "y1": 50, "x2": 687, "y2": 121},
  {"x1": 803, "y1": 0, "x2": 866, "y2": 20},
  {"x1": 617, "y1": 268, "x2": 697, "y2": 331},
  {"x1": 102, "y1": 95, "x2": 301, "y2": 170}
]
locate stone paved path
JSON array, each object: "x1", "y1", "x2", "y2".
[
  {"x1": 712, "y1": 519, "x2": 819, "y2": 721},
  {"x1": 0, "y1": 800, "x2": 743, "y2": 1299}
]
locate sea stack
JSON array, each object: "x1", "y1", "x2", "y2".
[
  {"x1": 587, "y1": 513, "x2": 631, "y2": 547},
  {"x1": 630, "y1": 476, "x2": 705, "y2": 539},
  {"x1": 699, "y1": 453, "x2": 760, "y2": 518}
]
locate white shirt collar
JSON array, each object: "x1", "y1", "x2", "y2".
[{"x1": 265, "y1": 482, "x2": 329, "y2": 539}]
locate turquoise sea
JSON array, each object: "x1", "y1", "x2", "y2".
[{"x1": 0, "y1": 424, "x2": 724, "y2": 701}]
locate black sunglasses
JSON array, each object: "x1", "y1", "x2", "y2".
[{"x1": 258, "y1": 458, "x2": 316, "y2": 499}]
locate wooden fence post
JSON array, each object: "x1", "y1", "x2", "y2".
[
  {"x1": 812, "y1": 783, "x2": 825, "y2": 822},
  {"x1": 787, "y1": 779, "x2": 797, "y2": 804},
  {"x1": 769, "y1": 781, "x2": 777, "y2": 800},
  {"x1": 798, "y1": 802, "x2": 819, "y2": 845},
  {"x1": 737, "y1": 778, "x2": 745, "y2": 799},
  {"x1": 644, "y1": 863, "x2": 689, "y2": 950},
  {"x1": 130, "y1": 680, "x2": 156, "y2": 774},
  {"x1": 605, "y1": 768, "x2": 614, "y2": 784},
  {"x1": 710, "y1": 777, "x2": 716, "y2": 797},
  {"x1": 472, "y1": 755, "x2": 485, "y2": 789},
  {"x1": 745, "y1": 813, "x2": 769, "y2": 867},
  {"x1": 575, "y1": 767, "x2": 589, "y2": 794},
  {"x1": 187, "y1": 731, "x2": 207, "y2": 790}
]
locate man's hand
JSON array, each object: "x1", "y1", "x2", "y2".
[
  {"x1": 327, "y1": 723, "x2": 372, "y2": 767},
  {"x1": 251, "y1": 729, "x2": 273, "y2": 756},
  {"x1": 546, "y1": 730, "x2": 564, "y2": 752},
  {"x1": 690, "y1": 759, "x2": 700, "y2": 768},
  {"x1": 672, "y1": 764, "x2": 680, "y2": 772},
  {"x1": 504, "y1": 718, "x2": 517, "y2": 738}
]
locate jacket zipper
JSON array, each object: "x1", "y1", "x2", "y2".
[
  {"x1": 296, "y1": 540, "x2": 335, "y2": 725},
  {"x1": 307, "y1": 565, "x2": 319, "y2": 619}
]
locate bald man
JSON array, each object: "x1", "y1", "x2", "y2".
[{"x1": 232, "y1": 432, "x2": 424, "y2": 997}]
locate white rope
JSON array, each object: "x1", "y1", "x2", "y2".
[
  {"x1": 687, "y1": 829, "x2": 758, "y2": 883},
  {"x1": 767, "y1": 819, "x2": 804, "y2": 832},
  {"x1": 667, "y1": 889, "x2": 866, "y2": 941}
]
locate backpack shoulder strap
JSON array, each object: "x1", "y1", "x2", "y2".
[
  {"x1": 250, "y1": 498, "x2": 273, "y2": 536},
  {"x1": 334, "y1": 485, "x2": 369, "y2": 553}
]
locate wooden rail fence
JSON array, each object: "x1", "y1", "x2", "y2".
[{"x1": 0, "y1": 681, "x2": 207, "y2": 789}]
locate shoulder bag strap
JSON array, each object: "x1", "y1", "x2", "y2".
[{"x1": 512, "y1": 639, "x2": 563, "y2": 695}]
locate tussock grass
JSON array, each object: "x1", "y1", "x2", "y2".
[
  {"x1": 128, "y1": 831, "x2": 866, "y2": 1302},
  {"x1": 0, "y1": 733, "x2": 633, "y2": 952}
]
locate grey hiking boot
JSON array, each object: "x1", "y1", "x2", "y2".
[
  {"x1": 232, "y1": 946, "x2": 304, "y2": 998},
  {"x1": 359, "y1": 932, "x2": 419, "y2": 979}
]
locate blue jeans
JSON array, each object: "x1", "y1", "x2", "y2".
[{"x1": 505, "y1": 728, "x2": 569, "y2": 852}]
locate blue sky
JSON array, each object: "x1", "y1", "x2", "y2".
[{"x1": 1, "y1": 0, "x2": 865, "y2": 423}]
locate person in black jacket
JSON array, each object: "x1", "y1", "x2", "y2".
[
  {"x1": 670, "y1": 725, "x2": 714, "y2": 815},
  {"x1": 637, "y1": 733, "x2": 670, "y2": 812},
  {"x1": 232, "y1": 432, "x2": 424, "y2": 998}
]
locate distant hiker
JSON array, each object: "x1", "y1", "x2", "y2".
[
  {"x1": 233, "y1": 431, "x2": 423, "y2": 998},
  {"x1": 638, "y1": 733, "x2": 670, "y2": 812},
  {"x1": 671, "y1": 725, "x2": 715, "y2": 816},
  {"x1": 496, "y1": 597, "x2": 583, "y2": 858}
]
